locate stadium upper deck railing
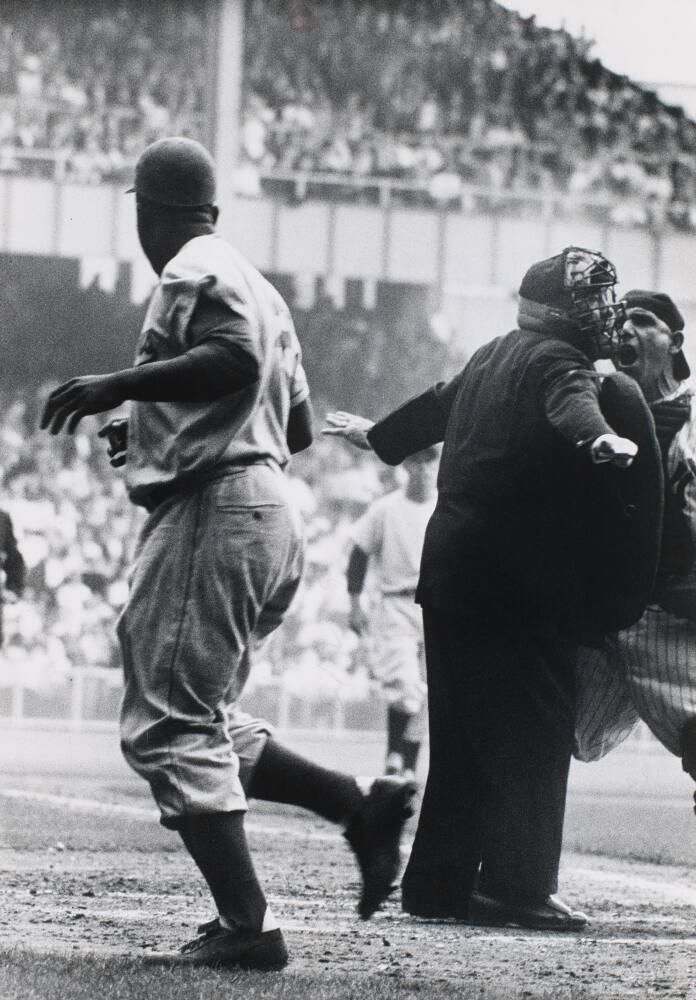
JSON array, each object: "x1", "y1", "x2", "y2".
[{"x1": 0, "y1": 145, "x2": 645, "y2": 225}]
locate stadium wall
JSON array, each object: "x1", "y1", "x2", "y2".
[{"x1": 3, "y1": 177, "x2": 696, "y2": 369}]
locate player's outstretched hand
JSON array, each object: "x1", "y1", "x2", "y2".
[
  {"x1": 98, "y1": 417, "x2": 129, "y2": 467},
  {"x1": 322, "y1": 411, "x2": 375, "y2": 451},
  {"x1": 590, "y1": 433, "x2": 638, "y2": 469},
  {"x1": 41, "y1": 375, "x2": 126, "y2": 435}
]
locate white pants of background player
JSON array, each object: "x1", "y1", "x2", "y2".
[
  {"x1": 373, "y1": 594, "x2": 428, "y2": 743},
  {"x1": 118, "y1": 465, "x2": 304, "y2": 828},
  {"x1": 574, "y1": 606, "x2": 696, "y2": 761}
]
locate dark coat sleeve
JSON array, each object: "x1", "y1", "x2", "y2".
[{"x1": 366, "y1": 371, "x2": 464, "y2": 465}]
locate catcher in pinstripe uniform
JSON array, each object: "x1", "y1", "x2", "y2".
[{"x1": 575, "y1": 291, "x2": 696, "y2": 796}]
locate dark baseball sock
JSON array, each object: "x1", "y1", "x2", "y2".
[
  {"x1": 401, "y1": 739, "x2": 421, "y2": 774},
  {"x1": 247, "y1": 738, "x2": 363, "y2": 824},
  {"x1": 387, "y1": 706, "x2": 410, "y2": 756},
  {"x1": 177, "y1": 811, "x2": 267, "y2": 932}
]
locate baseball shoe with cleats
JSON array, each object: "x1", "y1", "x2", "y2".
[
  {"x1": 344, "y1": 776, "x2": 417, "y2": 919},
  {"x1": 467, "y1": 890, "x2": 588, "y2": 932},
  {"x1": 142, "y1": 918, "x2": 289, "y2": 970}
]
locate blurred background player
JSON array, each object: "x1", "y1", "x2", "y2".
[
  {"x1": 41, "y1": 136, "x2": 415, "y2": 970},
  {"x1": 346, "y1": 446, "x2": 439, "y2": 780},
  {"x1": 0, "y1": 505, "x2": 25, "y2": 646},
  {"x1": 575, "y1": 291, "x2": 696, "y2": 790}
]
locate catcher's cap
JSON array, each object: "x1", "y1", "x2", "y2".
[
  {"x1": 126, "y1": 137, "x2": 216, "y2": 208},
  {"x1": 623, "y1": 289, "x2": 690, "y2": 380}
]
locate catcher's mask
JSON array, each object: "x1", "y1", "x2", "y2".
[{"x1": 519, "y1": 246, "x2": 625, "y2": 357}]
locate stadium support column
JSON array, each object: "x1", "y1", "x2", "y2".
[{"x1": 206, "y1": 0, "x2": 243, "y2": 209}]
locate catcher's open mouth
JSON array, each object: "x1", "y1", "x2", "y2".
[{"x1": 615, "y1": 343, "x2": 639, "y2": 367}]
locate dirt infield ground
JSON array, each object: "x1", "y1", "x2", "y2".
[{"x1": 1, "y1": 775, "x2": 696, "y2": 1000}]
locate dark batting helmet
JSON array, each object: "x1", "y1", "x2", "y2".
[{"x1": 127, "y1": 137, "x2": 216, "y2": 207}]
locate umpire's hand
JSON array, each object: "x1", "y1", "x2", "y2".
[
  {"x1": 41, "y1": 375, "x2": 126, "y2": 434},
  {"x1": 590, "y1": 433, "x2": 638, "y2": 468},
  {"x1": 322, "y1": 411, "x2": 375, "y2": 451}
]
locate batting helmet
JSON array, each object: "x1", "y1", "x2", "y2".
[{"x1": 127, "y1": 137, "x2": 216, "y2": 207}]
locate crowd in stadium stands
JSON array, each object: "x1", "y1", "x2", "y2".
[
  {"x1": 0, "y1": 0, "x2": 207, "y2": 180},
  {"x1": 0, "y1": 383, "x2": 397, "y2": 720},
  {"x1": 0, "y1": 1, "x2": 695, "y2": 228}
]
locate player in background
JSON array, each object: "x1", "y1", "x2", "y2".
[
  {"x1": 0, "y1": 506, "x2": 25, "y2": 646},
  {"x1": 575, "y1": 291, "x2": 696, "y2": 789},
  {"x1": 40, "y1": 137, "x2": 415, "y2": 971},
  {"x1": 347, "y1": 447, "x2": 439, "y2": 780},
  {"x1": 325, "y1": 247, "x2": 643, "y2": 931}
]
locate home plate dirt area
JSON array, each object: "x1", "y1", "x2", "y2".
[{"x1": 0, "y1": 781, "x2": 695, "y2": 999}]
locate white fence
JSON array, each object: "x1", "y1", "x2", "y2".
[{"x1": 0, "y1": 664, "x2": 659, "y2": 750}]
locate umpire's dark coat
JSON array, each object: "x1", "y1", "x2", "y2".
[
  {"x1": 368, "y1": 325, "x2": 618, "y2": 914},
  {"x1": 0, "y1": 508, "x2": 25, "y2": 646}
]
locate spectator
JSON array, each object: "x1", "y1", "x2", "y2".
[{"x1": 0, "y1": 503, "x2": 24, "y2": 647}]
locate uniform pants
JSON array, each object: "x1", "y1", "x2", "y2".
[
  {"x1": 374, "y1": 594, "x2": 428, "y2": 741},
  {"x1": 401, "y1": 606, "x2": 576, "y2": 915},
  {"x1": 118, "y1": 465, "x2": 304, "y2": 828},
  {"x1": 575, "y1": 606, "x2": 696, "y2": 761}
]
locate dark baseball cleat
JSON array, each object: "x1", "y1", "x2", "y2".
[
  {"x1": 142, "y1": 919, "x2": 289, "y2": 969},
  {"x1": 467, "y1": 890, "x2": 588, "y2": 932},
  {"x1": 344, "y1": 776, "x2": 417, "y2": 920}
]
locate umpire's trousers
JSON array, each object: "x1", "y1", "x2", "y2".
[{"x1": 401, "y1": 606, "x2": 576, "y2": 916}]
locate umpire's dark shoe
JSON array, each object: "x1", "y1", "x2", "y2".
[
  {"x1": 142, "y1": 919, "x2": 289, "y2": 969},
  {"x1": 467, "y1": 890, "x2": 588, "y2": 932},
  {"x1": 680, "y1": 717, "x2": 696, "y2": 783},
  {"x1": 344, "y1": 776, "x2": 417, "y2": 920}
]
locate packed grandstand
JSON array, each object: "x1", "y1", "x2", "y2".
[{"x1": 0, "y1": 0, "x2": 694, "y2": 227}]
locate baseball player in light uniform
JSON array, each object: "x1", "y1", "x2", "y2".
[
  {"x1": 575, "y1": 291, "x2": 696, "y2": 788},
  {"x1": 41, "y1": 137, "x2": 415, "y2": 970},
  {"x1": 347, "y1": 447, "x2": 438, "y2": 779},
  {"x1": 0, "y1": 506, "x2": 25, "y2": 647}
]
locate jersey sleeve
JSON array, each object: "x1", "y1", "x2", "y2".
[
  {"x1": 276, "y1": 308, "x2": 309, "y2": 406},
  {"x1": 147, "y1": 261, "x2": 262, "y2": 369},
  {"x1": 185, "y1": 286, "x2": 261, "y2": 366}
]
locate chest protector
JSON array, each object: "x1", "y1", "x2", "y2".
[{"x1": 575, "y1": 372, "x2": 663, "y2": 635}]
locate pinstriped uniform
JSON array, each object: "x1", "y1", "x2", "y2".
[{"x1": 575, "y1": 384, "x2": 696, "y2": 761}]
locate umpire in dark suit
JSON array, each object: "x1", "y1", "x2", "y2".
[
  {"x1": 0, "y1": 507, "x2": 25, "y2": 646},
  {"x1": 325, "y1": 247, "x2": 646, "y2": 930}
]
